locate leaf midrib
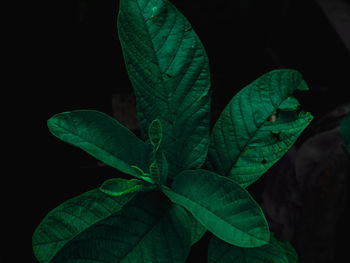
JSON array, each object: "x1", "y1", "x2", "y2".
[
  {"x1": 133, "y1": 0, "x2": 171, "y2": 116},
  {"x1": 163, "y1": 187, "x2": 267, "y2": 244}
]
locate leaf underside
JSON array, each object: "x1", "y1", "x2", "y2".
[
  {"x1": 162, "y1": 169, "x2": 270, "y2": 248},
  {"x1": 118, "y1": 0, "x2": 211, "y2": 179},
  {"x1": 206, "y1": 69, "x2": 313, "y2": 188}
]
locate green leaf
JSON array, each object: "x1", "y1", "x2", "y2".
[
  {"x1": 340, "y1": 110, "x2": 350, "y2": 147},
  {"x1": 208, "y1": 234, "x2": 295, "y2": 263},
  {"x1": 42, "y1": 191, "x2": 191, "y2": 263},
  {"x1": 47, "y1": 110, "x2": 153, "y2": 181},
  {"x1": 148, "y1": 119, "x2": 168, "y2": 184},
  {"x1": 32, "y1": 188, "x2": 136, "y2": 263},
  {"x1": 206, "y1": 69, "x2": 313, "y2": 188},
  {"x1": 149, "y1": 152, "x2": 168, "y2": 185},
  {"x1": 118, "y1": 0, "x2": 211, "y2": 179},
  {"x1": 162, "y1": 169, "x2": 270, "y2": 247},
  {"x1": 279, "y1": 96, "x2": 300, "y2": 111},
  {"x1": 148, "y1": 118, "x2": 163, "y2": 151},
  {"x1": 100, "y1": 178, "x2": 157, "y2": 196}
]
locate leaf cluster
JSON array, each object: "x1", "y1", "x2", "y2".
[{"x1": 33, "y1": 0, "x2": 313, "y2": 262}]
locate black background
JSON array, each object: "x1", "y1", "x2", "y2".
[{"x1": 6, "y1": 0, "x2": 350, "y2": 262}]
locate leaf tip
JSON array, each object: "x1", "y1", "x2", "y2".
[
  {"x1": 148, "y1": 118, "x2": 163, "y2": 148},
  {"x1": 297, "y1": 79, "x2": 309, "y2": 91},
  {"x1": 47, "y1": 113, "x2": 66, "y2": 137}
]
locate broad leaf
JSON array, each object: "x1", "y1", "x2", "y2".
[
  {"x1": 206, "y1": 69, "x2": 313, "y2": 188},
  {"x1": 118, "y1": 0, "x2": 211, "y2": 179},
  {"x1": 162, "y1": 169, "x2": 270, "y2": 247},
  {"x1": 100, "y1": 178, "x2": 157, "y2": 196},
  {"x1": 47, "y1": 110, "x2": 153, "y2": 181},
  {"x1": 148, "y1": 119, "x2": 168, "y2": 184},
  {"x1": 45, "y1": 191, "x2": 191, "y2": 263},
  {"x1": 208, "y1": 234, "x2": 296, "y2": 263},
  {"x1": 32, "y1": 188, "x2": 136, "y2": 263},
  {"x1": 340, "y1": 110, "x2": 350, "y2": 147}
]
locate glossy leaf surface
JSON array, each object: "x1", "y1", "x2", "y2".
[
  {"x1": 206, "y1": 69, "x2": 313, "y2": 187},
  {"x1": 47, "y1": 110, "x2": 153, "y2": 180},
  {"x1": 162, "y1": 169, "x2": 270, "y2": 247},
  {"x1": 208, "y1": 234, "x2": 297, "y2": 263},
  {"x1": 32, "y1": 189, "x2": 136, "y2": 263},
  {"x1": 118, "y1": 0, "x2": 211, "y2": 178},
  {"x1": 100, "y1": 178, "x2": 157, "y2": 196}
]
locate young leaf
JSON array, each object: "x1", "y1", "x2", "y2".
[
  {"x1": 162, "y1": 169, "x2": 270, "y2": 248},
  {"x1": 100, "y1": 178, "x2": 157, "y2": 196},
  {"x1": 47, "y1": 110, "x2": 153, "y2": 181},
  {"x1": 340, "y1": 110, "x2": 350, "y2": 147},
  {"x1": 118, "y1": 0, "x2": 211, "y2": 179},
  {"x1": 148, "y1": 118, "x2": 163, "y2": 151},
  {"x1": 208, "y1": 234, "x2": 295, "y2": 263},
  {"x1": 148, "y1": 119, "x2": 168, "y2": 184},
  {"x1": 32, "y1": 188, "x2": 136, "y2": 263},
  {"x1": 39, "y1": 191, "x2": 191, "y2": 263},
  {"x1": 149, "y1": 152, "x2": 168, "y2": 185},
  {"x1": 206, "y1": 69, "x2": 313, "y2": 188}
]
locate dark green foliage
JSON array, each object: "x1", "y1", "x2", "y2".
[
  {"x1": 206, "y1": 70, "x2": 313, "y2": 188},
  {"x1": 33, "y1": 0, "x2": 311, "y2": 262}
]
